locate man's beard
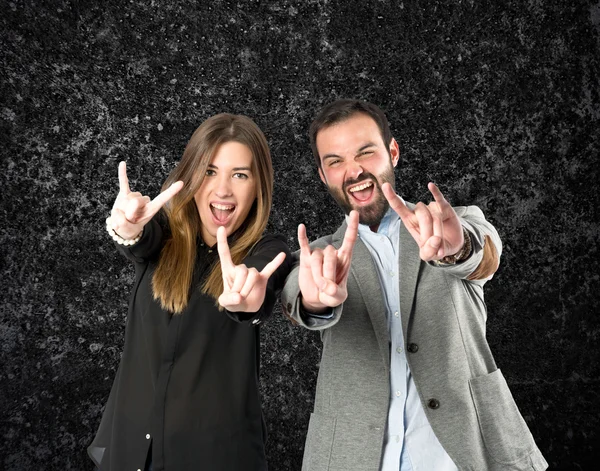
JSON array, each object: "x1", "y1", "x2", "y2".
[{"x1": 326, "y1": 167, "x2": 396, "y2": 227}]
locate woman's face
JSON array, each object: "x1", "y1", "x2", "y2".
[{"x1": 194, "y1": 141, "x2": 257, "y2": 246}]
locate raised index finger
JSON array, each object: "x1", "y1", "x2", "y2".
[
  {"x1": 339, "y1": 210, "x2": 359, "y2": 255},
  {"x1": 216, "y1": 226, "x2": 235, "y2": 271},
  {"x1": 382, "y1": 182, "x2": 413, "y2": 221},
  {"x1": 118, "y1": 161, "x2": 131, "y2": 195}
]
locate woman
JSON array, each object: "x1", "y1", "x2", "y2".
[{"x1": 89, "y1": 114, "x2": 291, "y2": 471}]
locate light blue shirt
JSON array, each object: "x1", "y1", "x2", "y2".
[{"x1": 351, "y1": 206, "x2": 458, "y2": 471}]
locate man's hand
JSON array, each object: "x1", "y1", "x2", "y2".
[
  {"x1": 110, "y1": 161, "x2": 184, "y2": 239},
  {"x1": 297, "y1": 210, "x2": 359, "y2": 312},
  {"x1": 382, "y1": 182, "x2": 464, "y2": 261},
  {"x1": 217, "y1": 226, "x2": 286, "y2": 313}
]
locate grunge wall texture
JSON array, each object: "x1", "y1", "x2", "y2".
[{"x1": 1, "y1": 0, "x2": 599, "y2": 469}]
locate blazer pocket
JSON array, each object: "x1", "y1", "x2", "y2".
[
  {"x1": 469, "y1": 369, "x2": 536, "y2": 465},
  {"x1": 302, "y1": 413, "x2": 336, "y2": 471},
  {"x1": 302, "y1": 413, "x2": 384, "y2": 471},
  {"x1": 329, "y1": 416, "x2": 384, "y2": 469}
]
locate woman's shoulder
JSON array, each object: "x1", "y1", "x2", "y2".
[{"x1": 252, "y1": 233, "x2": 290, "y2": 254}]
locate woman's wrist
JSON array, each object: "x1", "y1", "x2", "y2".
[{"x1": 105, "y1": 217, "x2": 143, "y2": 246}]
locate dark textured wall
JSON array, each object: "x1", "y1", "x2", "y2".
[{"x1": 1, "y1": 0, "x2": 599, "y2": 469}]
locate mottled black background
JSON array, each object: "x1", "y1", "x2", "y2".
[{"x1": 1, "y1": 0, "x2": 599, "y2": 470}]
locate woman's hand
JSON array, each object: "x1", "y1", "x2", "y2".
[
  {"x1": 216, "y1": 226, "x2": 286, "y2": 313},
  {"x1": 109, "y1": 161, "x2": 184, "y2": 240}
]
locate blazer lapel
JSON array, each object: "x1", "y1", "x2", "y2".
[
  {"x1": 333, "y1": 223, "x2": 391, "y2": 371},
  {"x1": 399, "y1": 223, "x2": 422, "y2": 342}
]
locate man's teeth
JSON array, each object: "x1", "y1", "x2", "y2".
[
  {"x1": 349, "y1": 181, "x2": 373, "y2": 192},
  {"x1": 211, "y1": 203, "x2": 234, "y2": 210}
]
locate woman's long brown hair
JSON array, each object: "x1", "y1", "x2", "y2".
[{"x1": 152, "y1": 114, "x2": 273, "y2": 314}]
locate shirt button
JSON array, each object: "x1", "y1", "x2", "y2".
[
  {"x1": 395, "y1": 390, "x2": 402, "y2": 397},
  {"x1": 146, "y1": 433, "x2": 150, "y2": 439},
  {"x1": 394, "y1": 311, "x2": 399, "y2": 318},
  {"x1": 389, "y1": 271, "x2": 395, "y2": 277},
  {"x1": 396, "y1": 347, "x2": 403, "y2": 354},
  {"x1": 396, "y1": 435, "x2": 400, "y2": 443}
]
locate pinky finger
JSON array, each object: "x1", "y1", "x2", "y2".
[{"x1": 260, "y1": 252, "x2": 287, "y2": 278}]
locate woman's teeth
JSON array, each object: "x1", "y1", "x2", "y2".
[{"x1": 211, "y1": 203, "x2": 234, "y2": 211}]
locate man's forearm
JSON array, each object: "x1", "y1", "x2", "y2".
[{"x1": 467, "y1": 235, "x2": 499, "y2": 280}]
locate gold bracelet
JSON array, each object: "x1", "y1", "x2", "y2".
[{"x1": 105, "y1": 217, "x2": 142, "y2": 246}]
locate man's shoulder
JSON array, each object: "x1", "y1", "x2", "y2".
[
  {"x1": 403, "y1": 199, "x2": 485, "y2": 220},
  {"x1": 308, "y1": 231, "x2": 337, "y2": 249}
]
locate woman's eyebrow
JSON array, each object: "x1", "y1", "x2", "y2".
[{"x1": 207, "y1": 164, "x2": 252, "y2": 171}]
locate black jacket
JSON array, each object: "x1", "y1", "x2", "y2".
[{"x1": 88, "y1": 217, "x2": 291, "y2": 471}]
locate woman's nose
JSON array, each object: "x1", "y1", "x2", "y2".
[{"x1": 214, "y1": 175, "x2": 232, "y2": 197}]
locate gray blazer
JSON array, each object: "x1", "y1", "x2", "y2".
[{"x1": 281, "y1": 205, "x2": 548, "y2": 471}]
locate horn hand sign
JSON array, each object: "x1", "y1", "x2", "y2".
[
  {"x1": 297, "y1": 210, "x2": 359, "y2": 313},
  {"x1": 217, "y1": 226, "x2": 287, "y2": 313},
  {"x1": 382, "y1": 182, "x2": 465, "y2": 262},
  {"x1": 108, "y1": 161, "x2": 184, "y2": 240}
]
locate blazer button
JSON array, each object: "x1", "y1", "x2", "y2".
[
  {"x1": 407, "y1": 343, "x2": 419, "y2": 353},
  {"x1": 428, "y1": 398, "x2": 440, "y2": 409}
]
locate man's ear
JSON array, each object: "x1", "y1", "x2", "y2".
[
  {"x1": 389, "y1": 138, "x2": 400, "y2": 167},
  {"x1": 318, "y1": 167, "x2": 327, "y2": 185}
]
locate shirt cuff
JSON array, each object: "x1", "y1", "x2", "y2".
[{"x1": 299, "y1": 302, "x2": 334, "y2": 320}]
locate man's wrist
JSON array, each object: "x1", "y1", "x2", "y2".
[
  {"x1": 434, "y1": 227, "x2": 473, "y2": 266},
  {"x1": 300, "y1": 296, "x2": 329, "y2": 315}
]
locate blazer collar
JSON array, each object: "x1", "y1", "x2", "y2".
[
  {"x1": 399, "y1": 223, "x2": 422, "y2": 340},
  {"x1": 332, "y1": 215, "x2": 422, "y2": 360},
  {"x1": 333, "y1": 221, "x2": 390, "y2": 371}
]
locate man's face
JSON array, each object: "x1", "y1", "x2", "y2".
[{"x1": 316, "y1": 113, "x2": 399, "y2": 227}]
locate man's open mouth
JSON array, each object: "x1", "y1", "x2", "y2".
[{"x1": 347, "y1": 180, "x2": 375, "y2": 202}]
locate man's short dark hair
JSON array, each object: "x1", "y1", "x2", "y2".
[{"x1": 309, "y1": 99, "x2": 393, "y2": 169}]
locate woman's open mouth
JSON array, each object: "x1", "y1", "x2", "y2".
[{"x1": 210, "y1": 202, "x2": 236, "y2": 225}]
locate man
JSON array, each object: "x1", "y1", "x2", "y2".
[{"x1": 281, "y1": 99, "x2": 548, "y2": 470}]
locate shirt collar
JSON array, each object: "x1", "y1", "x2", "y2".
[{"x1": 344, "y1": 195, "x2": 404, "y2": 238}]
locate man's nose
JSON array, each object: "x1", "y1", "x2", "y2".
[{"x1": 346, "y1": 160, "x2": 364, "y2": 180}]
